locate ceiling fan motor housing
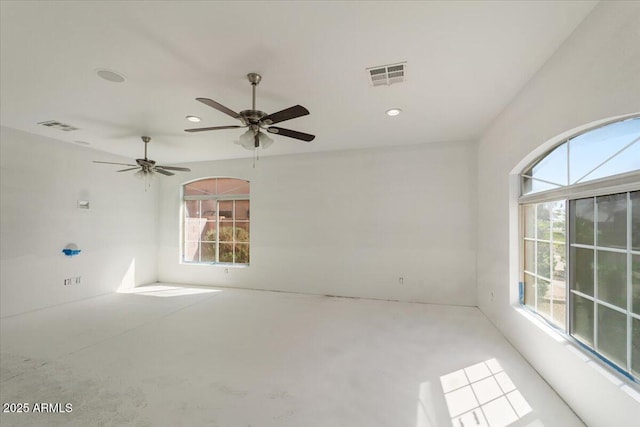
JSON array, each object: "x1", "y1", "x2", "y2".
[
  {"x1": 137, "y1": 158, "x2": 156, "y2": 166},
  {"x1": 239, "y1": 110, "x2": 269, "y2": 126}
]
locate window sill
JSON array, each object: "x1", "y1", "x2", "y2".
[
  {"x1": 180, "y1": 261, "x2": 250, "y2": 268},
  {"x1": 512, "y1": 304, "x2": 640, "y2": 402}
]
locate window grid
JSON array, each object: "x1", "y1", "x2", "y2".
[
  {"x1": 523, "y1": 192, "x2": 639, "y2": 380},
  {"x1": 521, "y1": 116, "x2": 640, "y2": 196},
  {"x1": 567, "y1": 192, "x2": 638, "y2": 378},
  {"x1": 182, "y1": 178, "x2": 249, "y2": 266},
  {"x1": 522, "y1": 202, "x2": 566, "y2": 327},
  {"x1": 519, "y1": 117, "x2": 640, "y2": 382}
]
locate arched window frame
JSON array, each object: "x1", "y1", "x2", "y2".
[
  {"x1": 517, "y1": 115, "x2": 640, "y2": 382},
  {"x1": 181, "y1": 177, "x2": 250, "y2": 266}
]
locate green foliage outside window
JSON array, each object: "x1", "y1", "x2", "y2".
[{"x1": 203, "y1": 227, "x2": 250, "y2": 264}]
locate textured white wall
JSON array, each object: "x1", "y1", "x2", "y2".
[
  {"x1": 476, "y1": 2, "x2": 640, "y2": 426},
  {"x1": 158, "y1": 141, "x2": 477, "y2": 306},
  {"x1": 0, "y1": 127, "x2": 159, "y2": 317}
]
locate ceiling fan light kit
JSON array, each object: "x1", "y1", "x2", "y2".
[{"x1": 185, "y1": 73, "x2": 315, "y2": 154}]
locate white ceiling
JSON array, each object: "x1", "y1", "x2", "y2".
[{"x1": 0, "y1": 1, "x2": 598, "y2": 164}]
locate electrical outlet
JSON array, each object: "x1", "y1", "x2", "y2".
[
  {"x1": 75, "y1": 276, "x2": 81, "y2": 285},
  {"x1": 398, "y1": 276, "x2": 404, "y2": 285},
  {"x1": 64, "y1": 278, "x2": 71, "y2": 286}
]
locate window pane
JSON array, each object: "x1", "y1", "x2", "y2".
[
  {"x1": 219, "y1": 222, "x2": 234, "y2": 242},
  {"x1": 552, "y1": 243, "x2": 567, "y2": 329},
  {"x1": 537, "y1": 203, "x2": 551, "y2": 240},
  {"x1": 217, "y1": 178, "x2": 250, "y2": 195},
  {"x1": 235, "y1": 223, "x2": 250, "y2": 242},
  {"x1": 201, "y1": 222, "x2": 217, "y2": 241},
  {"x1": 236, "y1": 200, "x2": 250, "y2": 220},
  {"x1": 632, "y1": 191, "x2": 640, "y2": 251},
  {"x1": 580, "y1": 140, "x2": 640, "y2": 183},
  {"x1": 597, "y1": 250, "x2": 627, "y2": 309},
  {"x1": 524, "y1": 273, "x2": 535, "y2": 309},
  {"x1": 553, "y1": 243, "x2": 566, "y2": 281},
  {"x1": 184, "y1": 178, "x2": 216, "y2": 196},
  {"x1": 185, "y1": 200, "x2": 200, "y2": 218},
  {"x1": 633, "y1": 317, "x2": 640, "y2": 378},
  {"x1": 523, "y1": 205, "x2": 535, "y2": 238},
  {"x1": 596, "y1": 193, "x2": 627, "y2": 249},
  {"x1": 524, "y1": 240, "x2": 535, "y2": 273},
  {"x1": 537, "y1": 242, "x2": 550, "y2": 279},
  {"x1": 571, "y1": 247, "x2": 594, "y2": 296},
  {"x1": 185, "y1": 218, "x2": 206, "y2": 244},
  {"x1": 184, "y1": 178, "x2": 250, "y2": 196},
  {"x1": 597, "y1": 304, "x2": 627, "y2": 368},
  {"x1": 183, "y1": 241, "x2": 199, "y2": 262},
  {"x1": 219, "y1": 243, "x2": 233, "y2": 263},
  {"x1": 201, "y1": 242, "x2": 216, "y2": 262},
  {"x1": 218, "y1": 200, "x2": 233, "y2": 221},
  {"x1": 552, "y1": 282, "x2": 566, "y2": 330},
  {"x1": 200, "y1": 199, "x2": 217, "y2": 219},
  {"x1": 235, "y1": 244, "x2": 250, "y2": 264},
  {"x1": 552, "y1": 201, "x2": 566, "y2": 242},
  {"x1": 525, "y1": 142, "x2": 568, "y2": 186},
  {"x1": 537, "y1": 278, "x2": 551, "y2": 319},
  {"x1": 569, "y1": 118, "x2": 640, "y2": 184},
  {"x1": 633, "y1": 254, "x2": 640, "y2": 316},
  {"x1": 572, "y1": 198, "x2": 594, "y2": 245},
  {"x1": 571, "y1": 293, "x2": 594, "y2": 347},
  {"x1": 522, "y1": 177, "x2": 561, "y2": 195}
]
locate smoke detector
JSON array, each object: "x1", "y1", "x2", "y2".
[{"x1": 366, "y1": 62, "x2": 406, "y2": 86}]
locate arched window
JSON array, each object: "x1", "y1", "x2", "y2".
[
  {"x1": 182, "y1": 178, "x2": 250, "y2": 265},
  {"x1": 519, "y1": 116, "x2": 640, "y2": 380}
]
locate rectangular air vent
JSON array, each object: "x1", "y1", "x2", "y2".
[
  {"x1": 38, "y1": 120, "x2": 79, "y2": 132},
  {"x1": 366, "y1": 62, "x2": 406, "y2": 86}
]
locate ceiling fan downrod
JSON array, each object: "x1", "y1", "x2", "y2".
[
  {"x1": 247, "y1": 72, "x2": 261, "y2": 111},
  {"x1": 141, "y1": 135, "x2": 151, "y2": 160}
]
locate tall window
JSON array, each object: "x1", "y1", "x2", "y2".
[
  {"x1": 519, "y1": 116, "x2": 640, "y2": 380},
  {"x1": 182, "y1": 178, "x2": 250, "y2": 265}
]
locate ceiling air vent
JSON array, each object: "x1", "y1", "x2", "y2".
[
  {"x1": 366, "y1": 62, "x2": 406, "y2": 86},
  {"x1": 38, "y1": 120, "x2": 79, "y2": 132}
]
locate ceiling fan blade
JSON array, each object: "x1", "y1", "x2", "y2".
[
  {"x1": 267, "y1": 126, "x2": 315, "y2": 142},
  {"x1": 153, "y1": 168, "x2": 175, "y2": 176},
  {"x1": 156, "y1": 166, "x2": 191, "y2": 172},
  {"x1": 262, "y1": 105, "x2": 310, "y2": 125},
  {"x1": 117, "y1": 167, "x2": 140, "y2": 172},
  {"x1": 185, "y1": 125, "x2": 244, "y2": 133},
  {"x1": 196, "y1": 98, "x2": 241, "y2": 120},
  {"x1": 93, "y1": 161, "x2": 137, "y2": 167}
]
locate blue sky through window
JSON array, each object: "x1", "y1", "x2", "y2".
[{"x1": 523, "y1": 118, "x2": 640, "y2": 195}]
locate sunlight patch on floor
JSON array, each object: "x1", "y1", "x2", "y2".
[
  {"x1": 118, "y1": 284, "x2": 221, "y2": 297},
  {"x1": 439, "y1": 359, "x2": 532, "y2": 427}
]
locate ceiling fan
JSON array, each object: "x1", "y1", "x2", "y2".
[
  {"x1": 185, "y1": 73, "x2": 315, "y2": 150},
  {"x1": 93, "y1": 136, "x2": 191, "y2": 176}
]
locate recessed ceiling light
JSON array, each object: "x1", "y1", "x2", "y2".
[
  {"x1": 96, "y1": 68, "x2": 126, "y2": 83},
  {"x1": 386, "y1": 108, "x2": 402, "y2": 116},
  {"x1": 186, "y1": 115, "x2": 201, "y2": 122}
]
